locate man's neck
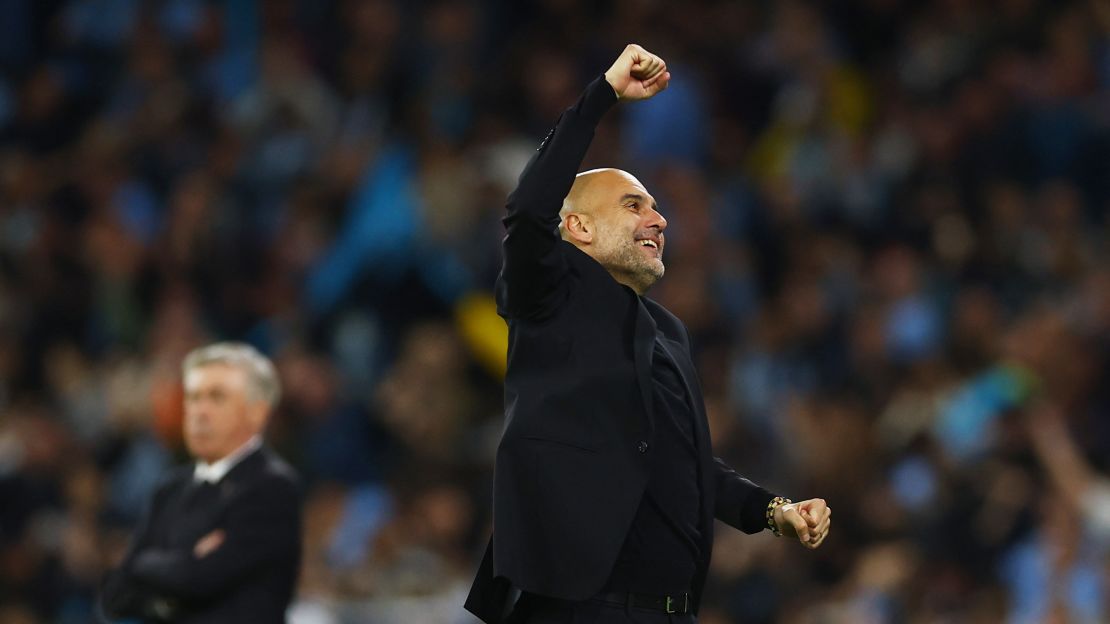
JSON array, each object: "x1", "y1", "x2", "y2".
[
  {"x1": 607, "y1": 269, "x2": 651, "y2": 295},
  {"x1": 194, "y1": 435, "x2": 262, "y2": 483}
]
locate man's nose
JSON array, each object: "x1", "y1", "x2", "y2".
[
  {"x1": 647, "y1": 207, "x2": 667, "y2": 232},
  {"x1": 187, "y1": 404, "x2": 209, "y2": 422}
]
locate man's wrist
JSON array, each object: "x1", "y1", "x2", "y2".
[
  {"x1": 766, "y1": 496, "x2": 792, "y2": 536},
  {"x1": 579, "y1": 74, "x2": 619, "y2": 124},
  {"x1": 603, "y1": 71, "x2": 621, "y2": 100}
]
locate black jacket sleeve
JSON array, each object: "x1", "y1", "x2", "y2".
[
  {"x1": 712, "y1": 457, "x2": 777, "y2": 534},
  {"x1": 99, "y1": 478, "x2": 178, "y2": 621},
  {"x1": 128, "y1": 475, "x2": 301, "y2": 600},
  {"x1": 497, "y1": 75, "x2": 617, "y2": 320}
]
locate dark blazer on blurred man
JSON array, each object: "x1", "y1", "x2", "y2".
[{"x1": 100, "y1": 342, "x2": 302, "y2": 624}]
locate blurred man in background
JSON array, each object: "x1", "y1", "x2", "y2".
[
  {"x1": 466, "y1": 45, "x2": 831, "y2": 624},
  {"x1": 99, "y1": 343, "x2": 302, "y2": 623}
]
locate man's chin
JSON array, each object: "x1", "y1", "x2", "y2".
[{"x1": 640, "y1": 263, "x2": 665, "y2": 291}]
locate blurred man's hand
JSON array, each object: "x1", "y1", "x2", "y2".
[
  {"x1": 774, "y1": 498, "x2": 831, "y2": 549},
  {"x1": 604, "y1": 44, "x2": 670, "y2": 101},
  {"x1": 194, "y1": 529, "x2": 225, "y2": 558}
]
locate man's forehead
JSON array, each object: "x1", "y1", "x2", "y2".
[{"x1": 577, "y1": 168, "x2": 653, "y2": 204}]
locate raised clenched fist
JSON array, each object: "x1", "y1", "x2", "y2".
[{"x1": 604, "y1": 44, "x2": 670, "y2": 101}]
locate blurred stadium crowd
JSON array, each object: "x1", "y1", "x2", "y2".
[{"x1": 0, "y1": 0, "x2": 1108, "y2": 622}]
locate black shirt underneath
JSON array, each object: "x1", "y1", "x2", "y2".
[{"x1": 604, "y1": 334, "x2": 702, "y2": 594}]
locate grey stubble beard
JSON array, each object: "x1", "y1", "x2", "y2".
[{"x1": 597, "y1": 236, "x2": 664, "y2": 294}]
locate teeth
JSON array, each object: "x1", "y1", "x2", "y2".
[{"x1": 639, "y1": 240, "x2": 657, "y2": 248}]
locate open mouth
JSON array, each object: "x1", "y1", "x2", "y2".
[{"x1": 636, "y1": 237, "x2": 662, "y2": 255}]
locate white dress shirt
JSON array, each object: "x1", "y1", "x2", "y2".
[{"x1": 193, "y1": 435, "x2": 263, "y2": 484}]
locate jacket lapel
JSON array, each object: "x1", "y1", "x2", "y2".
[
  {"x1": 650, "y1": 327, "x2": 718, "y2": 612},
  {"x1": 656, "y1": 337, "x2": 716, "y2": 532},
  {"x1": 632, "y1": 296, "x2": 657, "y2": 440}
]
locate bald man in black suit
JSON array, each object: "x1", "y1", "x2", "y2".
[{"x1": 466, "y1": 45, "x2": 832, "y2": 624}]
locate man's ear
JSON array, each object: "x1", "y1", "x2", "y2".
[{"x1": 564, "y1": 213, "x2": 593, "y2": 244}]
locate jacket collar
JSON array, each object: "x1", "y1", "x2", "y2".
[{"x1": 193, "y1": 436, "x2": 262, "y2": 484}]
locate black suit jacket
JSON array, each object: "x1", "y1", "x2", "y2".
[
  {"x1": 465, "y1": 76, "x2": 774, "y2": 623},
  {"x1": 100, "y1": 445, "x2": 302, "y2": 623}
]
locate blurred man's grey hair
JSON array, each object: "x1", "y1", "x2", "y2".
[{"x1": 182, "y1": 342, "x2": 282, "y2": 407}]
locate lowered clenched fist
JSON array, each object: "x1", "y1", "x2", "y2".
[
  {"x1": 774, "y1": 498, "x2": 831, "y2": 549},
  {"x1": 604, "y1": 44, "x2": 670, "y2": 101}
]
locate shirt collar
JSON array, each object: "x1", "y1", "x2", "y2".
[{"x1": 193, "y1": 435, "x2": 262, "y2": 484}]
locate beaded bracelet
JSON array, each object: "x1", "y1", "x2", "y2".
[{"x1": 766, "y1": 496, "x2": 792, "y2": 536}]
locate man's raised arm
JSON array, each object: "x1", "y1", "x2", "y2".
[{"x1": 498, "y1": 44, "x2": 669, "y2": 319}]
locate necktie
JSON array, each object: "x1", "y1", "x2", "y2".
[{"x1": 184, "y1": 479, "x2": 221, "y2": 508}]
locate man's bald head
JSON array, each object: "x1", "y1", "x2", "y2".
[
  {"x1": 559, "y1": 168, "x2": 646, "y2": 230},
  {"x1": 557, "y1": 168, "x2": 668, "y2": 295}
]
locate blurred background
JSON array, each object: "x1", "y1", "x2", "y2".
[{"x1": 0, "y1": 0, "x2": 1108, "y2": 622}]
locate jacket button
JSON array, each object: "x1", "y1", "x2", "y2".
[{"x1": 637, "y1": 441, "x2": 649, "y2": 453}]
